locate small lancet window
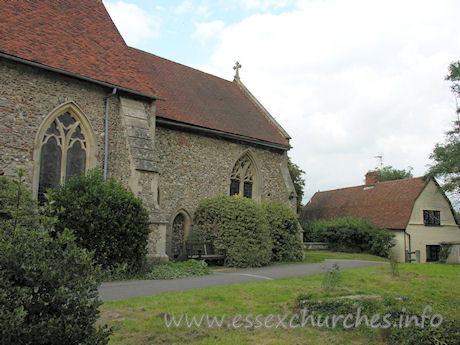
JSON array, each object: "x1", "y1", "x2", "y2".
[
  {"x1": 38, "y1": 111, "x2": 88, "y2": 203},
  {"x1": 230, "y1": 155, "x2": 255, "y2": 199}
]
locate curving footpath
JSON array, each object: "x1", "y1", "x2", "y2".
[{"x1": 98, "y1": 260, "x2": 387, "y2": 301}]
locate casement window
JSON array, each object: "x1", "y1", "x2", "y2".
[
  {"x1": 423, "y1": 210, "x2": 441, "y2": 226},
  {"x1": 426, "y1": 245, "x2": 440, "y2": 262}
]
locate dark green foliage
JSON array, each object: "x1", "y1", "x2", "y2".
[
  {"x1": 0, "y1": 172, "x2": 39, "y2": 230},
  {"x1": 146, "y1": 260, "x2": 211, "y2": 280},
  {"x1": 287, "y1": 156, "x2": 306, "y2": 213},
  {"x1": 301, "y1": 217, "x2": 395, "y2": 257},
  {"x1": 445, "y1": 60, "x2": 460, "y2": 112},
  {"x1": 294, "y1": 294, "x2": 458, "y2": 344},
  {"x1": 424, "y1": 61, "x2": 460, "y2": 192},
  {"x1": 262, "y1": 201, "x2": 303, "y2": 262},
  {"x1": 0, "y1": 174, "x2": 111, "y2": 345},
  {"x1": 193, "y1": 195, "x2": 272, "y2": 268},
  {"x1": 425, "y1": 120, "x2": 460, "y2": 193},
  {"x1": 45, "y1": 170, "x2": 150, "y2": 271},
  {"x1": 374, "y1": 165, "x2": 413, "y2": 182},
  {"x1": 387, "y1": 316, "x2": 459, "y2": 345}
]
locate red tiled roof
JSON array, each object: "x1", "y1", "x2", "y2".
[
  {"x1": 0, "y1": 0, "x2": 158, "y2": 97},
  {"x1": 131, "y1": 48, "x2": 290, "y2": 146},
  {"x1": 0, "y1": 0, "x2": 289, "y2": 147},
  {"x1": 301, "y1": 177, "x2": 428, "y2": 229}
]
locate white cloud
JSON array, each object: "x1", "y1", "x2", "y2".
[
  {"x1": 192, "y1": 20, "x2": 225, "y2": 45},
  {"x1": 104, "y1": 1, "x2": 160, "y2": 46},
  {"x1": 198, "y1": 0, "x2": 460, "y2": 203},
  {"x1": 241, "y1": 0, "x2": 292, "y2": 11},
  {"x1": 174, "y1": 0, "x2": 193, "y2": 14}
]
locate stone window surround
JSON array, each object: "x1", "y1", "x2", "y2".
[
  {"x1": 32, "y1": 102, "x2": 97, "y2": 199},
  {"x1": 229, "y1": 150, "x2": 262, "y2": 202}
]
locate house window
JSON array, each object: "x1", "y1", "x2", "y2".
[
  {"x1": 230, "y1": 154, "x2": 255, "y2": 199},
  {"x1": 423, "y1": 210, "x2": 440, "y2": 226},
  {"x1": 37, "y1": 111, "x2": 88, "y2": 204},
  {"x1": 426, "y1": 245, "x2": 440, "y2": 262}
]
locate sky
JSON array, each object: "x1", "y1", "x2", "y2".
[{"x1": 103, "y1": 0, "x2": 460, "y2": 206}]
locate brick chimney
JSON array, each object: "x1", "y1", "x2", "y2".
[{"x1": 365, "y1": 171, "x2": 381, "y2": 185}]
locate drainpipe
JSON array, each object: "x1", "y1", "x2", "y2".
[
  {"x1": 104, "y1": 88, "x2": 117, "y2": 181},
  {"x1": 403, "y1": 229, "x2": 407, "y2": 262}
]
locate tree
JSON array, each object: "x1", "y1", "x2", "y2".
[
  {"x1": 424, "y1": 61, "x2": 460, "y2": 193},
  {"x1": 445, "y1": 60, "x2": 460, "y2": 115},
  {"x1": 287, "y1": 156, "x2": 306, "y2": 213},
  {"x1": 375, "y1": 165, "x2": 413, "y2": 182},
  {"x1": 425, "y1": 121, "x2": 460, "y2": 193},
  {"x1": 0, "y1": 173, "x2": 111, "y2": 344}
]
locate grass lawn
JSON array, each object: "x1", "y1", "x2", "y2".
[{"x1": 99, "y1": 263, "x2": 459, "y2": 345}]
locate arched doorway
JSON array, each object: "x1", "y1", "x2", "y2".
[{"x1": 171, "y1": 213, "x2": 186, "y2": 259}]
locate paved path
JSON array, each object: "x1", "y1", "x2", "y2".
[{"x1": 99, "y1": 260, "x2": 386, "y2": 301}]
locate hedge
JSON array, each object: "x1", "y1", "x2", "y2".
[
  {"x1": 193, "y1": 195, "x2": 272, "y2": 268},
  {"x1": 301, "y1": 217, "x2": 395, "y2": 257},
  {"x1": 262, "y1": 201, "x2": 303, "y2": 262}
]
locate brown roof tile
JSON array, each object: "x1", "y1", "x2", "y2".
[
  {"x1": 301, "y1": 177, "x2": 428, "y2": 229},
  {"x1": 0, "y1": 0, "x2": 289, "y2": 147},
  {"x1": 131, "y1": 48, "x2": 290, "y2": 146},
  {"x1": 0, "y1": 0, "x2": 158, "y2": 97}
]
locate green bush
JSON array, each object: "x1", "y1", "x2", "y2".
[
  {"x1": 262, "y1": 201, "x2": 303, "y2": 262},
  {"x1": 193, "y1": 195, "x2": 272, "y2": 268},
  {"x1": 0, "y1": 174, "x2": 111, "y2": 344},
  {"x1": 0, "y1": 172, "x2": 39, "y2": 230},
  {"x1": 146, "y1": 260, "x2": 211, "y2": 280},
  {"x1": 45, "y1": 170, "x2": 150, "y2": 271},
  {"x1": 301, "y1": 217, "x2": 395, "y2": 257}
]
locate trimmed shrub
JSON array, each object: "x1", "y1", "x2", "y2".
[
  {"x1": 301, "y1": 217, "x2": 395, "y2": 257},
  {"x1": 193, "y1": 195, "x2": 272, "y2": 268},
  {"x1": 45, "y1": 170, "x2": 150, "y2": 271},
  {"x1": 0, "y1": 174, "x2": 111, "y2": 344},
  {"x1": 262, "y1": 201, "x2": 303, "y2": 262}
]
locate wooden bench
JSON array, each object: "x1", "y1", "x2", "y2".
[{"x1": 186, "y1": 241, "x2": 226, "y2": 265}]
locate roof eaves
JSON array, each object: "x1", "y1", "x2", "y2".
[
  {"x1": 156, "y1": 117, "x2": 291, "y2": 151},
  {"x1": 403, "y1": 177, "x2": 430, "y2": 229},
  {"x1": 0, "y1": 52, "x2": 166, "y2": 101},
  {"x1": 430, "y1": 177, "x2": 460, "y2": 227}
]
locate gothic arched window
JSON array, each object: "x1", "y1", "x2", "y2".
[
  {"x1": 230, "y1": 154, "x2": 255, "y2": 199},
  {"x1": 36, "y1": 108, "x2": 91, "y2": 204}
]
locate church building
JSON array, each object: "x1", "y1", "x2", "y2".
[{"x1": 0, "y1": 0, "x2": 296, "y2": 261}]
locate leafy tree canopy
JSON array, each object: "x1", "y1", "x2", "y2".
[
  {"x1": 425, "y1": 120, "x2": 460, "y2": 193},
  {"x1": 375, "y1": 165, "x2": 413, "y2": 182},
  {"x1": 424, "y1": 61, "x2": 460, "y2": 193},
  {"x1": 446, "y1": 60, "x2": 460, "y2": 111},
  {"x1": 287, "y1": 156, "x2": 306, "y2": 213}
]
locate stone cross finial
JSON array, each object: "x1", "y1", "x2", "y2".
[{"x1": 233, "y1": 61, "x2": 242, "y2": 80}]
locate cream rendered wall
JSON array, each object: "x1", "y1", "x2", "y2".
[
  {"x1": 389, "y1": 230, "x2": 406, "y2": 262},
  {"x1": 406, "y1": 180, "x2": 460, "y2": 263}
]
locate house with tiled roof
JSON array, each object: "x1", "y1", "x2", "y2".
[
  {"x1": 301, "y1": 172, "x2": 460, "y2": 262},
  {"x1": 0, "y1": 0, "x2": 296, "y2": 261}
]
